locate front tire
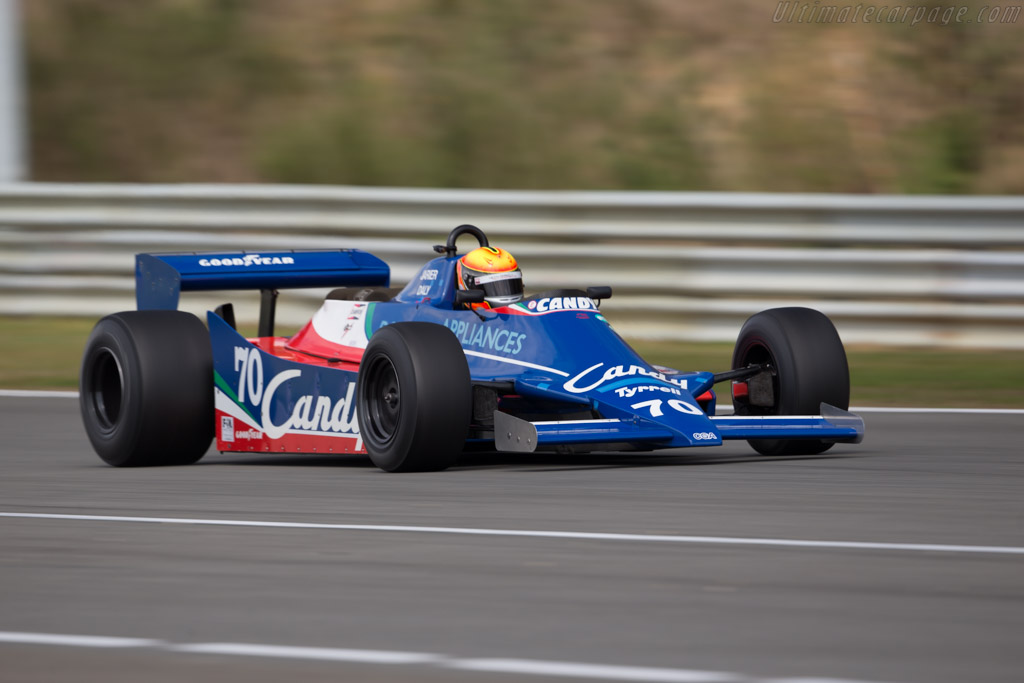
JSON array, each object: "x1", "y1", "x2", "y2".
[
  {"x1": 79, "y1": 311, "x2": 213, "y2": 466},
  {"x1": 731, "y1": 307, "x2": 850, "y2": 456},
  {"x1": 357, "y1": 323, "x2": 472, "y2": 472}
]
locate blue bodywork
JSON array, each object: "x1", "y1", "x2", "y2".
[{"x1": 139, "y1": 247, "x2": 864, "y2": 455}]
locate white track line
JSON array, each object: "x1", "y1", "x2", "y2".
[
  {"x1": 2, "y1": 512, "x2": 1023, "y2": 556},
  {"x1": 447, "y1": 658, "x2": 740, "y2": 681},
  {"x1": 169, "y1": 642, "x2": 443, "y2": 664},
  {"x1": 0, "y1": 631, "x2": 898, "y2": 683},
  {"x1": 3, "y1": 389, "x2": 1022, "y2": 416},
  {"x1": 0, "y1": 632, "x2": 160, "y2": 648},
  {"x1": 0, "y1": 389, "x2": 79, "y2": 398}
]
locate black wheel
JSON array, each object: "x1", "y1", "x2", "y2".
[
  {"x1": 357, "y1": 323, "x2": 471, "y2": 472},
  {"x1": 731, "y1": 307, "x2": 850, "y2": 456},
  {"x1": 79, "y1": 310, "x2": 213, "y2": 466}
]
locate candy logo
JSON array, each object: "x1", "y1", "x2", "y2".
[
  {"x1": 233, "y1": 346, "x2": 359, "y2": 441},
  {"x1": 260, "y1": 371, "x2": 358, "y2": 440},
  {"x1": 528, "y1": 297, "x2": 596, "y2": 314},
  {"x1": 563, "y1": 363, "x2": 675, "y2": 394}
]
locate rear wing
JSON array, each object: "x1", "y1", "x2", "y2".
[{"x1": 136, "y1": 250, "x2": 390, "y2": 336}]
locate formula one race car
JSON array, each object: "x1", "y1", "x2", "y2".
[{"x1": 79, "y1": 224, "x2": 863, "y2": 472}]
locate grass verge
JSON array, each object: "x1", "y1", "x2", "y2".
[
  {"x1": 1, "y1": 317, "x2": 1018, "y2": 408},
  {"x1": 632, "y1": 340, "x2": 1022, "y2": 409}
]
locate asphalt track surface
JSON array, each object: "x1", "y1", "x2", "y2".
[{"x1": 2, "y1": 395, "x2": 1023, "y2": 683}]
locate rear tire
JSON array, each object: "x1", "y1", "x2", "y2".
[
  {"x1": 357, "y1": 323, "x2": 471, "y2": 472},
  {"x1": 79, "y1": 311, "x2": 213, "y2": 466},
  {"x1": 731, "y1": 307, "x2": 849, "y2": 456}
]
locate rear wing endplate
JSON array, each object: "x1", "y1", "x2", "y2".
[{"x1": 136, "y1": 250, "x2": 390, "y2": 335}]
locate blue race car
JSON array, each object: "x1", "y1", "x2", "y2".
[{"x1": 79, "y1": 224, "x2": 863, "y2": 472}]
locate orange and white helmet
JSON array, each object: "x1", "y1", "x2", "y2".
[{"x1": 456, "y1": 246, "x2": 524, "y2": 308}]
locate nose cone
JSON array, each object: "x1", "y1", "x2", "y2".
[{"x1": 556, "y1": 362, "x2": 722, "y2": 447}]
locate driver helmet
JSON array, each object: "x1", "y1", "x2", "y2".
[{"x1": 456, "y1": 246, "x2": 524, "y2": 309}]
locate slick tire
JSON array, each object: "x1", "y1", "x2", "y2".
[
  {"x1": 80, "y1": 310, "x2": 213, "y2": 466},
  {"x1": 731, "y1": 307, "x2": 850, "y2": 456},
  {"x1": 357, "y1": 323, "x2": 471, "y2": 472}
]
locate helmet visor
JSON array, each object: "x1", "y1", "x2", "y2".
[{"x1": 474, "y1": 270, "x2": 523, "y2": 303}]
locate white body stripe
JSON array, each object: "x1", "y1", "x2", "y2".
[{"x1": 461, "y1": 349, "x2": 570, "y2": 376}]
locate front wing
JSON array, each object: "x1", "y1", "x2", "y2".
[{"x1": 493, "y1": 404, "x2": 864, "y2": 453}]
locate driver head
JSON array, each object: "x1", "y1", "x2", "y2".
[{"x1": 456, "y1": 247, "x2": 524, "y2": 309}]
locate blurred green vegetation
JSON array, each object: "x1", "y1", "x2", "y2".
[
  {"x1": 635, "y1": 340, "x2": 1024, "y2": 409},
  {"x1": 25, "y1": 0, "x2": 1024, "y2": 192},
  {"x1": 2, "y1": 317, "x2": 1020, "y2": 408}
]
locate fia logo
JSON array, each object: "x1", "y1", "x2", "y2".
[{"x1": 220, "y1": 415, "x2": 235, "y2": 442}]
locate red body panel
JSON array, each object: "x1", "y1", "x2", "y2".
[
  {"x1": 285, "y1": 320, "x2": 366, "y2": 366},
  {"x1": 246, "y1": 335, "x2": 361, "y2": 373},
  {"x1": 214, "y1": 334, "x2": 364, "y2": 454},
  {"x1": 215, "y1": 409, "x2": 364, "y2": 454}
]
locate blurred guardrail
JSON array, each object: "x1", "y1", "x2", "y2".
[{"x1": 1, "y1": 182, "x2": 1023, "y2": 349}]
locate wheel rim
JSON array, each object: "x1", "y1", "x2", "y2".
[
  {"x1": 362, "y1": 355, "x2": 401, "y2": 447},
  {"x1": 733, "y1": 341, "x2": 778, "y2": 416},
  {"x1": 89, "y1": 347, "x2": 124, "y2": 432}
]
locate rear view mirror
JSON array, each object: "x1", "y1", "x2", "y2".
[{"x1": 455, "y1": 289, "x2": 486, "y2": 306}]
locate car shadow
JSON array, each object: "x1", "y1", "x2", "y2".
[
  {"x1": 201, "y1": 452, "x2": 376, "y2": 468},
  {"x1": 453, "y1": 450, "x2": 859, "y2": 472},
  {"x1": 202, "y1": 447, "x2": 866, "y2": 472}
]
